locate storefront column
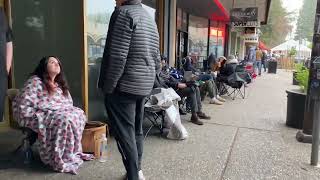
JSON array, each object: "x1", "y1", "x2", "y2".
[
  {"x1": 163, "y1": 0, "x2": 169, "y2": 58},
  {"x1": 167, "y1": 0, "x2": 176, "y2": 67}
]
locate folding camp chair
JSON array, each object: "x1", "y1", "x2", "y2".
[
  {"x1": 225, "y1": 72, "x2": 246, "y2": 100},
  {"x1": 144, "y1": 89, "x2": 165, "y2": 138}
]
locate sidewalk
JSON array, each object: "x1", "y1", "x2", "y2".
[{"x1": 1, "y1": 69, "x2": 320, "y2": 180}]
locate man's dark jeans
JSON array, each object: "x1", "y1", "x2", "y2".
[{"x1": 177, "y1": 86, "x2": 202, "y2": 113}]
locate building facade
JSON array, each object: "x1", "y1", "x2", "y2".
[{"x1": 0, "y1": 0, "x2": 270, "y2": 129}]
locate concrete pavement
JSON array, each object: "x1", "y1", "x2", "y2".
[{"x1": 1, "y1": 69, "x2": 320, "y2": 180}]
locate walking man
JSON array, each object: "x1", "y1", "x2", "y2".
[
  {"x1": 0, "y1": 6, "x2": 13, "y2": 122},
  {"x1": 98, "y1": 0, "x2": 160, "y2": 179},
  {"x1": 255, "y1": 47, "x2": 263, "y2": 75}
]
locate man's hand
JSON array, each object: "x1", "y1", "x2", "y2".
[{"x1": 177, "y1": 83, "x2": 187, "y2": 89}]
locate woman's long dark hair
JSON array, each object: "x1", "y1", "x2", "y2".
[{"x1": 31, "y1": 56, "x2": 69, "y2": 96}]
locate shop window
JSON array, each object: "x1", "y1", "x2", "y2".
[
  {"x1": 188, "y1": 15, "x2": 208, "y2": 63},
  {"x1": 86, "y1": 0, "x2": 115, "y2": 121},
  {"x1": 11, "y1": 0, "x2": 85, "y2": 108},
  {"x1": 209, "y1": 20, "x2": 225, "y2": 58}
]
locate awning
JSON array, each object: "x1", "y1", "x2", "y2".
[
  {"x1": 259, "y1": 41, "x2": 270, "y2": 51},
  {"x1": 177, "y1": 0, "x2": 229, "y2": 22}
]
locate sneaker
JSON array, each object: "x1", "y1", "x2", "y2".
[
  {"x1": 217, "y1": 95, "x2": 226, "y2": 102},
  {"x1": 210, "y1": 98, "x2": 223, "y2": 105},
  {"x1": 139, "y1": 170, "x2": 146, "y2": 180},
  {"x1": 123, "y1": 170, "x2": 146, "y2": 180},
  {"x1": 191, "y1": 114, "x2": 204, "y2": 125},
  {"x1": 197, "y1": 112, "x2": 211, "y2": 120}
]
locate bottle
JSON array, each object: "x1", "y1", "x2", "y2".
[
  {"x1": 99, "y1": 134, "x2": 108, "y2": 163},
  {"x1": 23, "y1": 139, "x2": 32, "y2": 164}
]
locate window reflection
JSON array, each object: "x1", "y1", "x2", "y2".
[
  {"x1": 188, "y1": 15, "x2": 208, "y2": 66},
  {"x1": 86, "y1": 0, "x2": 115, "y2": 121},
  {"x1": 209, "y1": 21, "x2": 225, "y2": 58}
]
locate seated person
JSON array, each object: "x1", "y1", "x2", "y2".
[
  {"x1": 200, "y1": 80, "x2": 225, "y2": 105},
  {"x1": 212, "y1": 56, "x2": 227, "y2": 73},
  {"x1": 183, "y1": 56, "x2": 214, "y2": 81},
  {"x1": 182, "y1": 56, "x2": 225, "y2": 104},
  {"x1": 217, "y1": 55, "x2": 239, "y2": 83},
  {"x1": 12, "y1": 56, "x2": 94, "y2": 174},
  {"x1": 155, "y1": 57, "x2": 211, "y2": 125}
]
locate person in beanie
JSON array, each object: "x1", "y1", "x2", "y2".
[
  {"x1": 0, "y1": 7, "x2": 13, "y2": 122},
  {"x1": 98, "y1": 0, "x2": 160, "y2": 179}
]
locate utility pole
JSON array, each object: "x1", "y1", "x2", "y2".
[
  {"x1": 310, "y1": 0, "x2": 320, "y2": 166},
  {"x1": 297, "y1": 0, "x2": 320, "y2": 144}
]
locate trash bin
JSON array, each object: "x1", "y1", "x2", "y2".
[
  {"x1": 268, "y1": 61, "x2": 277, "y2": 74},
  {"x1": 286, "y1": 90, "x2": 306, "y2": 129}
]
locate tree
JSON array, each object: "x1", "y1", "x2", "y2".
[
  {"x1": 295, "y1": 0, "x2": 317, "y2": 42},
  {"x1": 288, "y1": 47, "x2": 297, "y2": 57},
  {"x1": 259, "y1": 0, "x2": 293, "y2": 48}
]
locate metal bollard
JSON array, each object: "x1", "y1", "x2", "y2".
[{"x1": 311, "y1": 100, "x2": 320, "y2": 166}]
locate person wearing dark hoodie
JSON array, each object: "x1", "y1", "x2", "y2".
[
  {"x1": 98, "y1": 0, "x2": 160, "y2": 179},
  {"x1": 154, "y1": 56, "x2": 211, "y2": 125}
]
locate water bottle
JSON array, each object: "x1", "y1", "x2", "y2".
[
  {"x1": 23, "y1": 139, "x2": 32, "y2": 164},
  {"x1": 99, "y1": 134, "x2": 108, "y2": 163}
]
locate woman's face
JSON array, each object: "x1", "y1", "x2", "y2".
[{"x1": 47, "y1": 57, "x2": 61, "y2": 76}]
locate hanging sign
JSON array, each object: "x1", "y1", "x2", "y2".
[{"x1": 230, "y1": 7, "x2": 260, "y2": 27}]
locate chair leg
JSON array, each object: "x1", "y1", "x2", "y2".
[
  {"x1": 144, "y1": 111, "x2": 164, "y2": 139},
  {"x1": 144, "y1": 124, "x2": 154, "y2": 140}
]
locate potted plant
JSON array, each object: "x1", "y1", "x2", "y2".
[
  {"x1": 292, "y1": 63, "x2": 303, "y2": 85},
  {"x1": 286, "y1": 65, "x2": 309, "y2": 129}
]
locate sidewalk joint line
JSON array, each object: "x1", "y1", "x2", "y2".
[
  {"x1": 219, "y1": 128, "x2": 239, "y2": 180},
  {"x1": 204, "y1": 121, "x2": 280, "y2": 133}
]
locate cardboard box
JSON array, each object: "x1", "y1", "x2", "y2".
[{"x1": 81, "y1": 121, "x2": 108, "y2": 158}]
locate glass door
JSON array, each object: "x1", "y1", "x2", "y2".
[
  {"x1": 176, "y1": 31, "x2": 188, "y2": 70},
  {"x1": 86, "y1": 0, "x2": 115, "y2": 121}
]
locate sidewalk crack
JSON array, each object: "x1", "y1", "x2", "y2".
[{"x1": 219, "y1": 128, "x2": 239, "y2": 180}]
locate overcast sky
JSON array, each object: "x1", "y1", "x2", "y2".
[{"x1": 282, "y1": 0, "x2": 304, "y2": 39}]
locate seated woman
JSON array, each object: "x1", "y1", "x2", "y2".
[
  {"x1": 12, "y1": 56, "x2": 94, "y2": 174},
  {"x1": 217, "y1": 55, "x2": 239, "y2": 83}
]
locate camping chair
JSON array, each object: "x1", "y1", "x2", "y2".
[
  {"x1": 144, "y1": 88, "x2": 165, "y2": 138},
  {"x1": 7, "y1": 89, "x2": 38, "y2": 163},
  {"x1": 225, "y1": 72, "x2": 246, "y2": 100},
  {"x1": 245, "y1": 62, "x2": 257, "y2": 79}
]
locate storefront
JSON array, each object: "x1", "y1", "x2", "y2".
[{"x1": 1, "y1": 0, "x2": 230, "y2": 128}]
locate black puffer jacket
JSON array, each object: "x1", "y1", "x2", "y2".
[{"x1": 98, "y1": 0, "x2": 160, "y2": 96}]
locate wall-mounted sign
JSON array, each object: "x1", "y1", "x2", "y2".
[
  {"x1": 230, "y1": 7, "x2": 259, "y2": 27},
  {"x1": 230, "y1": 7, "x2": 258, "y2": 22},
  {"x1": 231, "y1": 21, "x2": 260, "y2": 27},
  {"x1": 244, "y1": 34, "x2": 258, "y2": 43}
]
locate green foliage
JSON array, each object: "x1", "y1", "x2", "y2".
[
  {"x1": 259, "y1": 0, "x2": 293, "y2": 48},
  {"x1": 288, "y1": 47, "x2": 297, "y2": 57},
  {"x1": 295, "y1": 0, "x2": 317, "y2": 42},
  {"x1": 294, "y1": 63, "x2": 309, "y2": 93}
]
